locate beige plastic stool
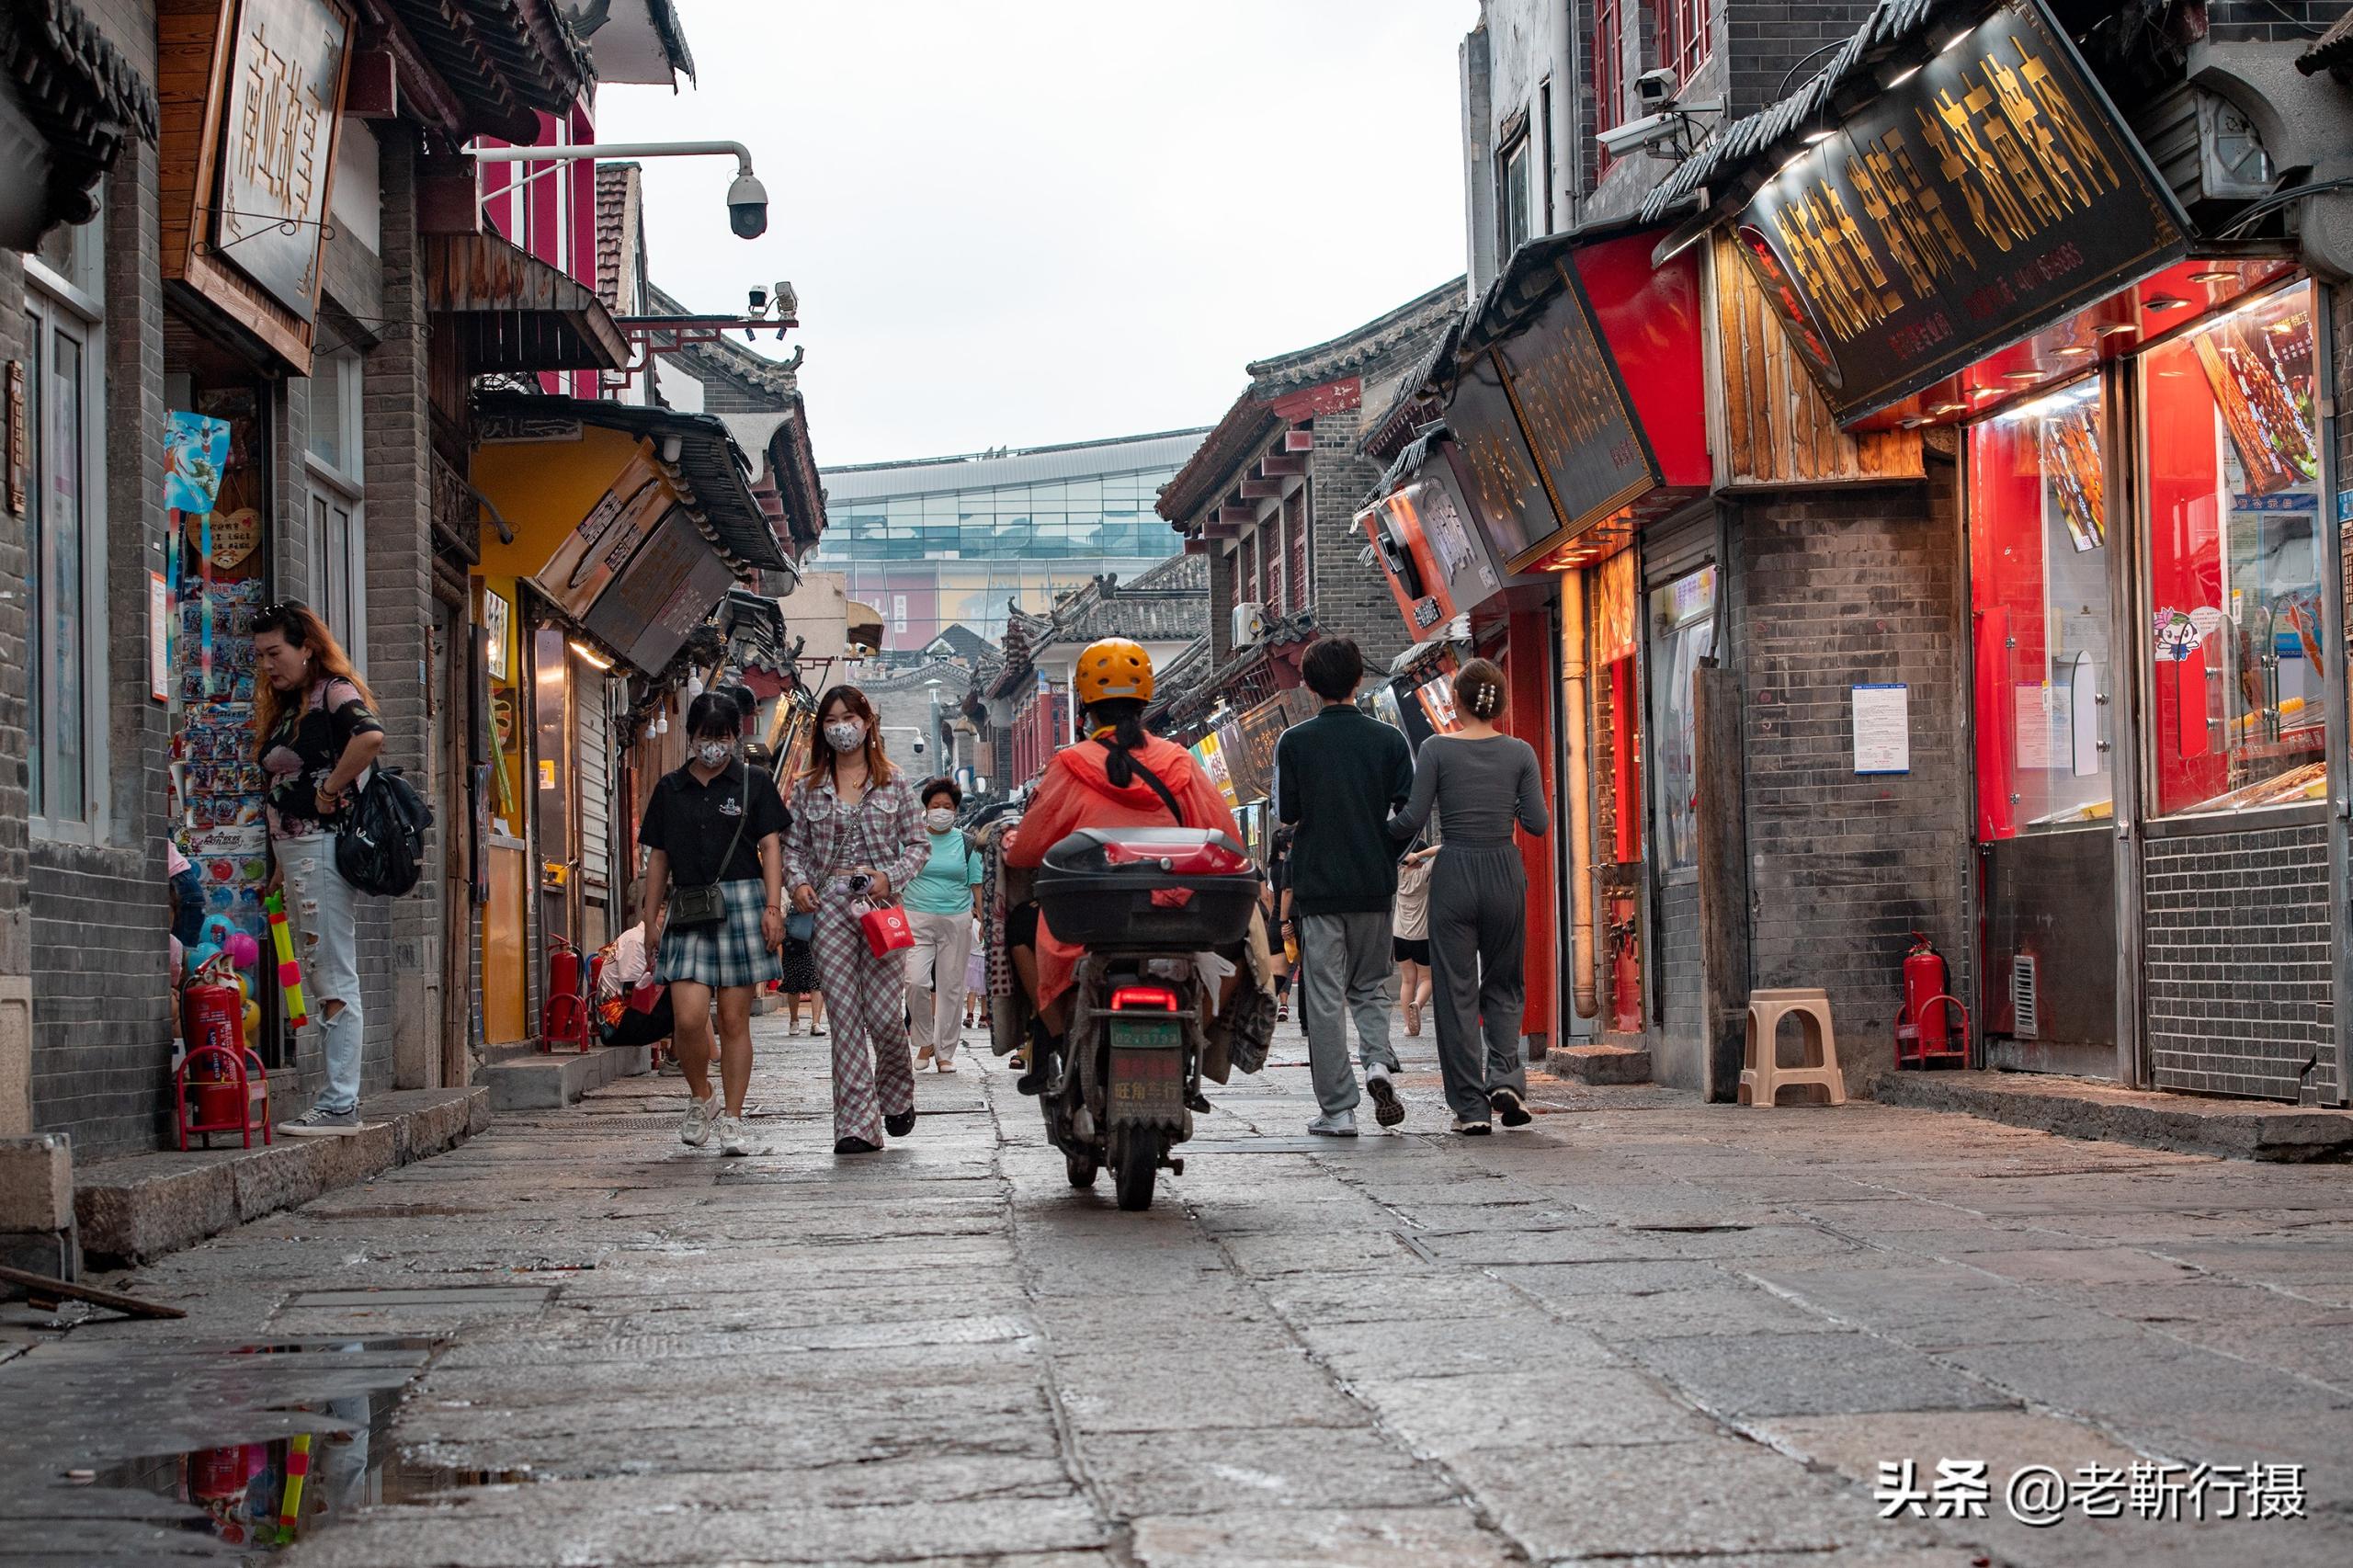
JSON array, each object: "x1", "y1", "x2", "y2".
[{"x1": 1738, "y1": 988, "x2": 1847, "y2": 1108}]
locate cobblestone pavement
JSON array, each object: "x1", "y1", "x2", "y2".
[{"x1": 5, "y1": 1011, "x2": 2353, "y2": 1566}]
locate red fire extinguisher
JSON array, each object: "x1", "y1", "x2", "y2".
[
  {"x1": 1903, "y1": 932, "x2": 1949, "y2": 1056},
  {"x1": 182, "y1": 969, "x2": 248, "y2": 1129}
]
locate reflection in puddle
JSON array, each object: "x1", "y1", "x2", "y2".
[{"x1": 95, "y1": 1339, "x2": 529, "y2": 1559}]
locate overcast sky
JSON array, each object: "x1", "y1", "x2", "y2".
[{"x1": 598, "y1": 1, "x2": 1479, "y2": 467}]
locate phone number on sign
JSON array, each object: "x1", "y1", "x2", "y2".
[{"x1": 1875, "y1": 1460, "x2": 2305, "y2": 1527}]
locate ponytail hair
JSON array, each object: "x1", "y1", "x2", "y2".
[
  {"x1": 1087, "y1": 698, "x2": 1150, "y2": 787},
  {"x1": 1453, "y1": 658, "x2": 1506, "y2": 723}
]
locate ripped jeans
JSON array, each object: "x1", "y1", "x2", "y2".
[{"x1": 276, "y1": 834, "x2": 364, "y2": 1114}]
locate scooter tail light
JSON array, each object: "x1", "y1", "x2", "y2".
[
  {"x1": 1097, "y1": 837, "x2": 1250, "y2": 874},
  {"x1": 1109, "y1": 984, "x2": 1183, "y2": 1012}
]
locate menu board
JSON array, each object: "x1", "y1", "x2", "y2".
[{"x1": 1731, "y1": 0, "x2": 2188, "y2": 423}]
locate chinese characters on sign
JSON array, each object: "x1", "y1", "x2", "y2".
[
  {"x1": 1732, "y1": 0, "x2": 2187, "y2": 422},
  {"x1": 217, "y1": 0, "x2": 354, "y2": 320}
]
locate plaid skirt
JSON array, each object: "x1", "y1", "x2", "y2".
[{"x1": 658, "y1": 878, "x2": 783, "y2": 991}]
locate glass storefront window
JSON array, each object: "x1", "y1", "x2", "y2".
[
  {"x1": 1647, "y1": 565, "x2": 1715, "y2": 873},
  {"x1": 2141, "y1": 280, "x2": 2324, "y2": 817},
  {"x1": 1968, "y1": 377, "x2": 2115, "y2": 838}
]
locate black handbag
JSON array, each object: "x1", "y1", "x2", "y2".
[{"x1": 667, "y1": 767, "x2": 752, "y2": 928}]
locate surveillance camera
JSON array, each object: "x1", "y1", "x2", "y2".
[
  {"x1": 913, "y1": 738, "x2": 926, "y2": 754},
  {"x1": 748, "y1": 286, "x2": 768, "y2": 313},
  {"x1": 1596, "y1": 111, "x2": 1680, "y2": 159},
  {"x1": 725, "y1": 171, "x2": 768, "y2": 240},
  {"x1": 1635, "y1": 66, "x2": 1680, "y2": 110},
  {"x1": 774, "y1": 282, "x2": 797, "y2": 319}
]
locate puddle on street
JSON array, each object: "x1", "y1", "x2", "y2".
[{"x1": 81, "y1": 1338, "x2": 531, "y2": 1560}]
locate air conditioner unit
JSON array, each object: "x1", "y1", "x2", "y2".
[{"x1": 1232, "y1": 602, "x2": 1267, "y2": 647}]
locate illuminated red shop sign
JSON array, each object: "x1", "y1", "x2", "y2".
[{"x1": 1732, "y1": 0, "x2": 2188, "y2": 426}]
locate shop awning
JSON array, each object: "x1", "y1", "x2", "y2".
[
  {"x1": 426, "y1": 233, "x2": 631, "y2": 373},
  {"x1": 0, "y1": 0, "x2": 159, "y2": 244},
  {"x1": 476, "y1": 392, "x2": 790, "y2": 573}
]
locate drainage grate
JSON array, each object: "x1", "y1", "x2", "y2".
[{"x1": 2011, "y1": 954, "x2": 2040, "y2": 1040}]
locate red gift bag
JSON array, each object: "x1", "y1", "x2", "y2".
[{"x1": 857, "y1": 902, "x2": 914, "y2": 959}]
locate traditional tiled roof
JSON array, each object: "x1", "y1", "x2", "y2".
[
  {"x1": 1640, "y1": 0, "x2": 1961, "y2": 224},
  {"x1": 2300, "y1": 8, "x2": 2353, "y2": 75},
  {"x1": 595, "y1": 163, "x2": 637, "y2": 311},
  {"x1": 921, "y1": 622, "x2": 998, "y2": 665},
  {"x1": 1158, "y1": 280, "x2": 1463, "y2": 525},
  {"x1": 385, "y1": 0, "x2": 597, "y2": 142},
  {"x1": 1122, "y1": 552, "x2": 1210, "y2": 595},
  {"x1": 0, "y1": 0, "x2": 159, "y2": 233}
]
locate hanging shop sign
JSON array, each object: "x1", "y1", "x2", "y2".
[
  {"x1": 1446, "y1": 265, "x2": 1657, "y2": 574},
  {"x1": 1358, "y1": 439, "x2": 1506, "y2": 637},
  {"x1": 1730, "y1": 0, "x2": 2188, "y2": 425},
  {"x1": 1593, "y1": 546, "x2": 1638, "y2": 665},
  {"x1": 582, "y1": 510, "x2": 737, "y2": 676},
  {"x1": 537, "y1": 463, "x2": 675, "y2": 619},
  {"x1": 483, "y1": 586, "x2": 513, "y2": 680},
  {"x1": 161, "y1": 0, "x2": 355, "y2": 370}
]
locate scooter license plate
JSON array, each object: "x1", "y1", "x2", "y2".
[
  {"x1": 1108, "y1": 1045, "x2": 1185, "y2": 1123},
  {"x1": 1108, "y1": 1016, "x2": 1181, "y2": 1049}
]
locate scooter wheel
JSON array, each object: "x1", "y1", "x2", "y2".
[
  {"x1": 1114, "y1": 1132, "x2": 1159, "y2": 1212},
  {"x1": 1065, "y1": 1152, "x2": 1098, "y2": 1188}
]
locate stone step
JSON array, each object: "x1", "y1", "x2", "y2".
[
  {"x1": 479, "y1": 1042, "x2": 652, "y2": 1111},
  {"x1": 1552, "y1": 1042, "x2": 1653, "y2": 1085},
  {"x1": 72, "y1": 1086, "x2": 489, "y2": 1267},
  {"x1": 1876, "y1": 1069, "x2": 2353, "y2": 1163}
]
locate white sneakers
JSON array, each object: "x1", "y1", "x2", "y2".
[
  {"x1": 1307, "y1": 1109, "x2": 1358, "y2": 1137},
  {"x1": 717, "y1": 1115, "x2": 751, "y2": 1156},
  {"x1": 679, "y1": 1094, "x2": 721, "y2": 1148}
]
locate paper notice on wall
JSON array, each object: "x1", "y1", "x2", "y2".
[
  {"x1": 1852, "y1": 684, "x2": 1910, "y2": 775},
  {"x1": 2014, "y1": 685, "x2": 2052, "y2": 770}
]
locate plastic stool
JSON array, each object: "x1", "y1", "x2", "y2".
[{"x1": 1739, "y1": 988, "x2": 1847, "y2": 1108}]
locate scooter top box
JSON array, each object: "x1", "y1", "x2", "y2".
[{"x1": 1035, "y1": 827, "x2": 1261, "y2": 949}]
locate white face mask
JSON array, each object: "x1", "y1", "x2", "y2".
[
  {"x1": 925, "y1": 807, "x2": 957, "y2": 833},
  {"x1": 824, "y1": 720, "x2": 866, "y2": 753},
  {"x1": 695, "y1": 738, "x2": 733, "y2": 768}
]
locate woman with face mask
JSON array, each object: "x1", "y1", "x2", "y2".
[
  {"x1": 780, "y1": 685, "x2": 933, "y2": 1153},
  {"x1": 903, "y1": 777, "x2": 985, "y2": 1073},
  {"x1": 637, "y1": 691, "x2": 790, "y2": 1156}
]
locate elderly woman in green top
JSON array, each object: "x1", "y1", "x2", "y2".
[{"x1": 904, "y1": 776, "x2": 985, "y2": 1072}]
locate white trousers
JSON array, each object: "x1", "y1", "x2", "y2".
[{"x1": 904, "y1": 907, "x2": 974, "y2": 1062}]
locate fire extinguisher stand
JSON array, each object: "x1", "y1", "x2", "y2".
[{"x1": 176, "y1": 956, "x2": 273, "y2": 1149}]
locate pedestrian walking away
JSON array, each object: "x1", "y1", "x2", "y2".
[
  {"x1": 1390, "y1": 658, "x2": 1549, "y2": 1135},
  {"x1": 783, "y1": 685, "x2": 932, "y2": 1153},
  {"x1": 1392, "y1": 841, "x2": 1437, "y2": 1038},
  {"x1": 638, "y1": 693, "x2": 790, "y2": 1157},
  {"x1": 904, "y1": 776, "x2": 984, "y2": 1073},
  {"x1": 252, "y1": 600, "x2": 386, "y2": 1138},
  {"x1": 1274, "y1": 635, "x2": 1415, "y2": 1135}
]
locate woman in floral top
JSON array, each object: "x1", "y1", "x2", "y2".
[
  {"x1": 252, "y1": 600, "x2": 385, "y2": 1137},
  {"x1": 782, "y1": 685, "x2": 931, "y2": 1154}
]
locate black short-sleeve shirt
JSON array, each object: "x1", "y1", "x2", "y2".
[
  {"x1": 638, "y1": 760, "x2": 788, "y2": 887},
  {"x1": 261, "y1": 677, "x2": 385, "y2": 840}
]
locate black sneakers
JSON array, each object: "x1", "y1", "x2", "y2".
[
  {"x1": 1489, "y1": 1085, "x2": 1533, "y2": 1128},
  {"x1": 884, "y1": 1109, "x2": 916, "y2": 1138}
]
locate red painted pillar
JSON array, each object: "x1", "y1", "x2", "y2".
[{"x1": 1506, "y1": 608, "x2": 1559, "y2": 1055}]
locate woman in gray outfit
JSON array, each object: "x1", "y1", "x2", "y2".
[{"x1": 1390, "y1": 659, "x2": 1550, "y2": 1133}]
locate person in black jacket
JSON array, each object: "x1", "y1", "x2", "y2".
[{"x1": 1273, "y1": 636, "x2": 1415, "y2": 1136}]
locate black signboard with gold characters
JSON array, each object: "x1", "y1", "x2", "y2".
[
  {"x1": 1732, "y1": 0, "x2": 2188, "y2": 424},
  {"x1": 1444, "y1": 263, "x2": 1656, "y2": 573}
]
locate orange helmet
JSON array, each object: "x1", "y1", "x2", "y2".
[{"x1": 1074, "y1": 637, "x2": 1154, "y2": 705}]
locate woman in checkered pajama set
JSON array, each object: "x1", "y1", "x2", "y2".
[{"x1": 782, "y1": 687, "x2": 933, "y2": 1153}]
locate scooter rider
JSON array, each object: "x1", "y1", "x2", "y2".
[{"x1": 1001, "y1": 638, "x2": 1245, "y2": 1096}]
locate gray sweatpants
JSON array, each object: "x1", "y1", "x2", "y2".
[
  {"x1": 1298, "y1": 911, "x2": 1401, "y2": 1118},
  {"x1": 1427, "y1": 844, "x2": 1528, "y2": 1121}
]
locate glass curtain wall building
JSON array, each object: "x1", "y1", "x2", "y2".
[{"x1": 818, "y1": 428, "x2": 1208, "y2": 650}]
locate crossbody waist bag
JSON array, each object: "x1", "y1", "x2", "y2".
[{"x1": 667, "y1": 768, "x2": 753, "y2": 928}]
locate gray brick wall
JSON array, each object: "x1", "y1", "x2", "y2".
[
  {"x1": 2206, "y1": 1, "x2": 2334, "y2": 43},
  {"x1": 1729, "y1": 468, "x2": 1969, "y2": 1094},
  {"x1": 1306, "y1": 411, "x2": 1407, "y2": 667},
  {"x1": 28, "y1": 135, "x2": 174, "y2": 1160},
  {"x1": 0, "y1": 250, "x2": 28, "y2": 988},
  {"x1": 2145, "y1": 823, "x2": 2334, "y2": 1102}
]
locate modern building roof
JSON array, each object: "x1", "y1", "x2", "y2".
[{"x1": 822, "y1": 428, "x2": 1211, "y2": 503}]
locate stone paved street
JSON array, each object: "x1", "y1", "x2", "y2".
[{"x1": 5, "y1": 1012, "x2": 2353, "y2": 1566}]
